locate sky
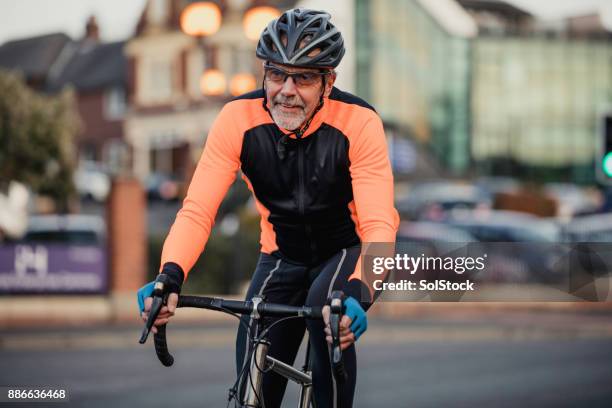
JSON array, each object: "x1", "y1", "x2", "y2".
[{"x1": 0, "y1": 0, "x2": 611, "y2": 44}]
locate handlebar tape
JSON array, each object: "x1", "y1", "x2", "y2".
[{"x1": 153, "y1": 324, "x2": 174, "y2": 367}]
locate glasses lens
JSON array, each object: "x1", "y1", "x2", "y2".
[
  {"x1": 264, "y1": 65, "x2": 325, "y2": 87},
  {"x1": 266, "y1": 68, "x2": 286, "y2": 83},
  {"x1": 294, "y1": 73, "x2": 320, "y2": 86}
]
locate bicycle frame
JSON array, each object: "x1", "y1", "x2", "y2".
[{"x1": 242, "y1": 314, "x2": 313, "y2": 408}]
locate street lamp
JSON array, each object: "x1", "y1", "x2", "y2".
[
  {"x1": 180, "y1": 2, "x2": 280, "y2": 97},
  {"x1": 243, "y1": 6, "x2": 281, "y2": 41},
  {"x1": 180, "y1": 2, "x2": 222, "y2": 36},
  {"x1": 200, "y1": 69, "x2": 227, "y2": 96},
  {"x1": 230, "y1": 72, "x2": 256, "y2": 96},
  {"x1": 180, "y1": 2, "x2": 225, "y2": 96}
]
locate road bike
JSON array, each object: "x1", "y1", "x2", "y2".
[{"x1": 139, "y1": 274, "x2": 347, "y2": 407}]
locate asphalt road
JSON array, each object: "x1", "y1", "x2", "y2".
[{"x1": 1, "y1": 313, "x2": 612, "y2": 407}]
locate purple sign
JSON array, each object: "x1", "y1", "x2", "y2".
[{"x1": 0, "y1": 244, "x2": 108, "y2": 294}]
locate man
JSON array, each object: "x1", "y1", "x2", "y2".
[{"x1": 139, "y1": 8, "x2": 398, "y2": 407}]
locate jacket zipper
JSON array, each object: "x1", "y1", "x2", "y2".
[
  {"x1": 297, "y1": 142, "x2": 305, "y2": 216},
  {"x1": 297, "y1": 141, "x2": 318, "y2": 262}
]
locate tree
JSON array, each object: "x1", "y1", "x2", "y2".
[{"x1": 0, "y1": 70, "x2": 80, "y2": 211}]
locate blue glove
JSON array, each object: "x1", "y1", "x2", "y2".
[
  {"x1": 344, "y1": 296, "x2": 367, "y2": 340},
  {"x1": 137, "y1": 263, "x2": 185, "y2": 315},
  {"x1": 137, "y1": 281, "x2": 155, "y2": 314}
]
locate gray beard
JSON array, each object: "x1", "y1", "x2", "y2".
[
  {"x1": 270, "y1": 94, "x2": 308, "y2": 131},
  {"x1": 270, "y1": 105, "x2": 307, "y2": 130}
]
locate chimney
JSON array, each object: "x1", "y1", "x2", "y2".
[{"x1": 85, "y1": 15, "x2": 100, "y2": 41}]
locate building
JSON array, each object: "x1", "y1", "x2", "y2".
[
  {"x1": 354, "y1": 0, "x2": 612, "y2": 183},
  {"x1": 124, "y1": 0, "x2": 295, "y2": 182},
  {"x1": 0, "y1": 17, "x2": 128, "y2": 171},
  {"x1": 0, "y1": 32, "x2": 71, "y2": 91},
  {"x1": 354, "y1": 0, "x2": 476, "y2": 175},
  {"x1": 461, "y1": 0, "x2": 612, "y2": 183}
]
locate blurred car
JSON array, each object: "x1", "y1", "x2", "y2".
[
  {"x1": 146, "y1": 172, "x2": 183, "y2": 201},
  {"x1": 397, "y1": 221, "x2": 477, "y2": 247},
  {"x1": 439, "y1": 210, "x2": 564, "y2": 282},
  {"x1": 475, "y1": 176, "x2": 521, "y2": 196},
  {"x1": 73, "y1": 161, "x2": 111, "y2": 202},
  {"x1": 444, "y1": 210, "x2": 561, "y2": 243},
  {"x1": 544, "y1": 183, "x2": 602, "y2": 219},
  {"x1": 397, "y1": 221, "x2": 479, "y2": 273},
  {"x1": 561, "y1": 213, "x2": 612, "y2": 276},
  {"x1": 0, "y1": 181, "x2": 29, "y2": 240},
  {"x1": 23, "y1": 214, "x2": 105, "y2": 245},
  {"x1": 563, "y1": 213, "x2": 612, "y2": 242},
  {"x1": 396, "y1": 181, "x2": 492, "y2": 221}
]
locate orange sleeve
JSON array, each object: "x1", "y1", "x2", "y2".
[
  {"x1": 160, "y1": 103, "x2": 243, "y2": 278},
  {"x1": 348, "y1": 113, "x2": 399, "y2": 243},
  {"x1": 346, "y1": 112, "x2": 400, "y2": 300}
]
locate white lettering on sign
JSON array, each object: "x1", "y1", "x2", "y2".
[{"x1": 14, "y1": 245, "x2": 48, "y2": 277}]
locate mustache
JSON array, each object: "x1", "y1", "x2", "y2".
[{"x1": 272, "y1": 95, "x2": 305, "y2": 109}]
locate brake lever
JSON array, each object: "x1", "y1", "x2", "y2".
[
  {"x1": 139, "y1": 275, "x2": 169, "y2": 344},
  {"x1": 329, "y1": 290, "x2": 347, "y2": 384}
]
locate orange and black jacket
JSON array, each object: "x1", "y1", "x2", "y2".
[{"x1": 161, "y1": 87, "x2": 399, "y2": 303}]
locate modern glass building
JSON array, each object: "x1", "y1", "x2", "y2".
[
  {"x1": 471, "y1": 36, "x2": 612, "y2": 184},
  {"x1": 355, "y1": 0, "x2": 612, "y2": 184},
  {"x1": 355, "y1": 0, "x2": 475, "y2": 174}
]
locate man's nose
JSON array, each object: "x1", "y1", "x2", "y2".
[{"x1": 280, "y1": 76, "x2": 298, "y2": 96}]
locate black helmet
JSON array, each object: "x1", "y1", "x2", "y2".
[{"x1": 256, "y1": 8, "x2": 345, "y2": 69}]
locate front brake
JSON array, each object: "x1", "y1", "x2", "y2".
[{"x1": 329, "y1": 290, "x2": 347, "y2": 384}]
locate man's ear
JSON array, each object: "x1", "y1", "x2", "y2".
[{"x1": 323, "y1": 72, "x2": 337, "y2": 98}]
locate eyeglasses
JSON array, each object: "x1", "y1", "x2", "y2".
[{"x1": 263, "y1": 63, "x2": 329, "y2": 87}]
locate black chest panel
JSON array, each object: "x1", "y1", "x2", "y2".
[{"x1": 240, "y1": 123, "x2": 359, "y2": 264}]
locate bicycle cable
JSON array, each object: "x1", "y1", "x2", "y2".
[
  {"x1": 255, "y1": 315, "x2": 304, "y2": 344},
  {"x1": 248, "y1": 353, "x2": 266, "y2": 408},
  {"x1": 221, "y1": 307, "x2": 259, "y2": 407}
]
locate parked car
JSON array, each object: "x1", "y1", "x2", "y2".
[
  {"x1": 396, "y1": 221, "x2": 479, "y2": 280},
  {"x1": 439, "y1": 210, "x2": 564, "y2": 282},
  {"x1": 146, "y1": 172, "x2": 183, "y2": 201},
  {"x1": 397, "y1": 221, "x2": 477, "y2": 247},
  {"x1": 396, "y1": 181, "x2": 492, "y2": 221},
  {"x1": 561, "y1": 213, "x2": 612, "y2": 276},
  {"x1": 73, "y1": 161, "x2": 111, "y2": 202},
  {"x1": 544, "y1": 183, "x2": 602, "y2": 218},
  {"x1": 23, "y1": 214, "x2": 105, "y2": 245},
  {"x1": 443, "y1": 210, "x2": 560, "y2": 242},
  {"x1": 475, "y1": 176, "x2": 521, "y2": 196}
]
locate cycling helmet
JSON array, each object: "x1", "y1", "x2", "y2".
[{"x1": 256, "y1": 8, "x2": 345, "y2": 69}]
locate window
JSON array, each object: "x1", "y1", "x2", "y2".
[
  {"x1": 149, "y1": 0, "x2": 167, "y2": 25},
  {"x1": 154, "y1": 60, "x2": 172, "y2": 98},
  {"x1": 104, "y1": 87, "x2": 126, "y2": 120},
  {"x1": 141, "y1": 59, "x2": 173, "y2": 103}
]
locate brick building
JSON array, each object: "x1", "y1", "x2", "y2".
[{"x1": 0, "y1": 17, "x2": 128, "y2": 171}]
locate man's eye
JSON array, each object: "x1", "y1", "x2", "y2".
[
  {"x1": 268, "y1": 70, "x2": 286, "y2": 81},
  {"x1": 297, "y1": 73, "x2": 317, "y2": 84}
]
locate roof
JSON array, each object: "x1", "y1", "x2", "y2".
[
  {"x1": 47, "y1": 40, "x2": 127, "y2": 93},
  {"x1": 417, "y1": 0, "x2": 478, "y2": 38},
  {"x1": 457, "y1": 0, "x2": 532, "y2": 19},
  {"x1": 0, "y1": 32, "x2": 71, "y2": 79}
]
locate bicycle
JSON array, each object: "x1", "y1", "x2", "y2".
[{"x1": 139, "y1": 274, "x2": 348, "y2": 407}]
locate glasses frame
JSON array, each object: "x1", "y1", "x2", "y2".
[{"x1": 263, "y1": 62, "x2": 331, "y2": 88}]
